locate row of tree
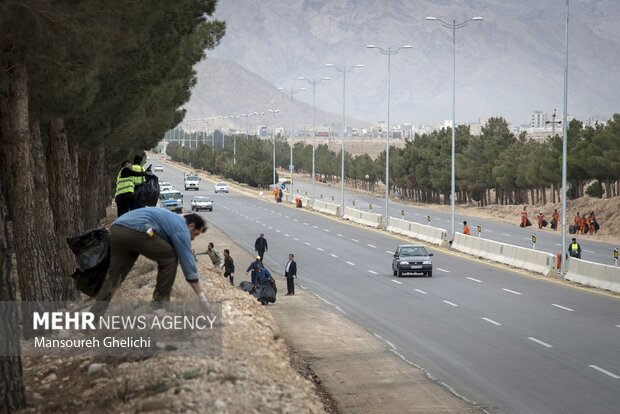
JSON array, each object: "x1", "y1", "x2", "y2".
[
  {"x1": 169, "y1": 115, "x2": 620, "y2": 205},
  {"x1": 0, "y1": 2, "x2": 225, "y2": 410}
]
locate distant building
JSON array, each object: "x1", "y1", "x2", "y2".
[
  {"x1": 315, "y1": 126, "x2": 331, "y2": 137},
  {"x1": 256, "y1": 125, "x2": 268, "y2": 137},
  {"x1": 585, "y1": 114, "x2": 609, "y2": 127},
  {"x1": 530, "y1": 111, "x2": 547, "y2": 128},
  {"x1": 274, "y1": 127, "x2": 285, "y2": 137}
]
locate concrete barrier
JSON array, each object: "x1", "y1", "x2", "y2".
[
  {"x1": 452, "y1": 233, "x2": 556, "y2": 276},
  {"x1": 312, "y1": 200, "x2": 340, "y2": 217},
  {"x1": 566, "y1": 258, "x2": 620, "y2": 293},
  {"x1": 344, "y1": 207, "x2": 383, "y2": 228},
  {"x1": 386, "y1": 217, "x2": 448, "y2": 246}
]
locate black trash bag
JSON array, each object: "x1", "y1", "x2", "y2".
[
  {"x1": 594, "y1": 221, "x2": 600, "y2": 231},
  {"x1": 134, "y1": 174, "x2": 160, "y2": 207},
  {"x1": 569, "y1": 224, "x2": 576, "y2": 234},
  {"x1": 542, "y1": 219, "x2": 548, "y2": 227},
  {"x1": 239, "y1": 281, "x2": 256, "y2": 293},
  {"x1": 66, "y1": 228, "x2": 110, "y2": 297},
  {"x1": 261, "y1": 278, "x2": 277, "y2": 303},
  {"x1": 525, "y1": 218, "x2": 532, "y2": 227}
]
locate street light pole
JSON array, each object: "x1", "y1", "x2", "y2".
[
  {"x1": 561, "y1": 0, "x2": 570, "y2": 275},
  {"x1": 278, "y1": 86, "x2": 306, "y2": 202},
  {"x1": 426, "y1": 15, "x2": 483, "y2": 239},
  {"x1": 298, "y1": 76, "x2": 330, "y2": 203},
  {"x1": 269, "y1": 109, "x2": 280, "y2": 187},
  {"x1": 367, "y1": 44, "x2": 412, "y2": 228},
  {"x1": 326, "y1": 63, "x2": 363, "y2": 216}
]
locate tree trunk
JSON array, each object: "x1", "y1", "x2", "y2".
[
  {"x1": 79, "y1": 146, "x2": 110, "y2": 228},
  {"x1": 0, "y1": 170, "x2": 26, "y2": 412},
  {"x1": 0, "y1": 62, "x2": 57, "y2": 303},
  {"x1": 47, "y1": 119, "x2": 84, "y2": 295}
]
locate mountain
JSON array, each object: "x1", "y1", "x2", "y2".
[
  {"x1": 183, "y1": 58, "x2": 369, "y2": 133},
  {"x1": 191, "y1": 0, "x2": 620, "y2": 126}
]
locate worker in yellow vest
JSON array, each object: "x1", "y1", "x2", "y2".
[
  {"x1": 131, "y1": 155, "x2": 148, "y2": 208},
  {"x1": 115, "y1": 159, "x2": 149, "y2": 217}
]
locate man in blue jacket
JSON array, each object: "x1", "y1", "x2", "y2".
[
  {"x1": 91, "y1": 208, "x2": 208, "y2": 315},
  {"x1": 252, "y1": 262, "x2": 273, "y2": 305}
]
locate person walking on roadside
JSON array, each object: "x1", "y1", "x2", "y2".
[
  {"x1": 568, "y1": 237, "x2": 582, "y2": 259},
  {"x1": 463, "y1": 221, "x2": 471, "y2": 236},
  {"x1": 222, "y1": 249, "x2": 235, "y2": 286},
  {"x1": 90, "y1": 210, "x2": 209, "y2": 316},
  {"x1": 537, "y1": 211, "x2": 545, "y2": 229},
  {"x1": 255, "y1": 233, "x2": 268, "y2": 262},
  {"x1": 246, "y1": 255, "x2": 264, "y2": 285},
  {"x1": 520, "y1": 206, "x2": 528, "y2": 227},
  {"x1": 114, "y1": 159, "x2": 150, "y2": 217},
  {"x1": 551, "y1": 209, "x2": 560, "y2": 230},
  {"x1": 284, "y1": 253, "x2": 297, "y2": 295}
]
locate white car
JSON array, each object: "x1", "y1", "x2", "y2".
[
  {"x1": 191, "y1": 196, "x2": 213, "y2": 212},
  {"x1": 214, "y1": 182, "x2": 229, "y2": 193},
  {"x1": 160, "y1": 181, "x2": 172, "y2": 192},
  {"x1": 154, "y1": 165, "x2": 164, "y2": 172}
]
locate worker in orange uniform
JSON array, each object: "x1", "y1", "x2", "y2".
[
  {"x1": 574, "y1": 212, "x2": 581, "y2": 232},
  {"x1": 588, "y1": 212, "x2": 598, "y2": 235},
  {"x1": 537, "y1": 211, "x2": 544, "y2": 229},
  {"x1": 273, "y1": 186, "x2": 279, "y2": 201},
  {"x1": 551, "y1": 209, "x2": 560, "y2": 230},
  {"x1": 520, "y1": 206, "x2": 528, "y2": 227},
  {"x1": 579, "y1": 214, "x2": 587, "y2": 234},
  {"x1": 463, "y1": 221, "x2": 471, "y2": 235}
]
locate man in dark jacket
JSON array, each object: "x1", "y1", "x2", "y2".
[
  {"x1": 253, "y1": 263, "x2": 273, "y2": 305},
  {"x1": 114, "y1": 159, "x2": 150, "y2": 217},
  {"x1": 284, "y1": 253, "x2": 297, "y2": 295},
  {"x1": 246, "y1": 256, "x2": 264, "y2": 285},
  {"x1": 254, "y1": 233, "x2": 268, "y2": 261},
  {"x1": 222, "y1": 249, "x2": 235, "y2": 286}
]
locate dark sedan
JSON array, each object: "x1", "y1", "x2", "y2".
[{"x1": 392, "y1": 244, "x2": 433, "y2": 277}]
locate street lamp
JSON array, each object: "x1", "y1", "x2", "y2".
[
  {"x1": 367, "y1": 44, "x2": 412, "y2": 228},
  {"x1": 561, "y1": 1, "x2": 570, "y2": 275},
  {"x1": 326, "y1": 63, "x2": 363, "y2": 216},
  {"x1": 278, "y1": 86, "x2": 306, "y2": 201},
  {"x1": 426, "y1": 15, "x2": 483, "y2": 239},
  {"x1": 230, "y1": 114, "x2": 241, "y2": 164},
  {"x1": 298, "y1": 76, "x2": 330, "y2": 203},
  {"x1": 268, "y1": 109, "x2": 279, "y2": 187}
]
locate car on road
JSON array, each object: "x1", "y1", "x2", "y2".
[
  {"x1": 191, "y1": 196, "x2": 213, "y2": 212},
  {"x1": 214, "y1": 182, "x2": 229, "y2": 193},
  {"x1": 160, "y1": 181, "x2": 172, "y2": 192},
  {"x1": 392, "y1": 244, "x2": 433, "y2": 277},
  {"x1": 184, "y1": 174, "x2": 200, "y2": 191},
  {"x1": 159, "y1": 190, "x2": 183, "y2": 214},
  {"x1": 154, "y1": 165, "x2": 164, "y2": 172}
]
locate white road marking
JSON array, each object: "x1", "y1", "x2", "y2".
[
  {"x1": 414, "y1": 289, "x2": 428, "y2": 295},
  {"x1": 346, "y1": 261, "x2": 355, "y2": 266},
  {"x1": 552, "y1": 303, "x2": 574, "y2": 312},
  {"x1": 392, "y1": 280, "x2": 403, "y2": 285},
  {"x1": 284, "y1": 234, "x2": 290, "y2": 237},
  {"x1": 387, "y1": 250, "x2": 394, "y2": 255},
  {"x1": 304, "y1": 242, "x2": 311, "y2": 246},
  {"x1": 313, "y1": 225, "x2": 319, "y2": 229},
  {"x1": 528, "y1": 337, "x2": 553, "y2": 348},
  {"x1": 256, "y1": 220, "x2": 261, "y2": 224},
  {"x1": 285, "y1": 216, "x2": 290, "y2": 219},
  {"x1": 262, "y1": 223, "x2": 267, "y2": 227},
  {"x1": 324, "y1": 229, "x2": 330, "y2": 232},
  {"x1": 294, "y1": 219, "x2": 298, "y2": 222},
  {"x1": 523, "y1": 237, "x2": 531, "y2": 240},
  {"x1": 555, "y1": 243, "x2": 562, "y2": 246},
  {"x1": 317, "y1": 247, "x2": 324, "y2": 252},
  {"x1": 298, "y1": 284, "x2": 307, "y2": 290},
  {"x1": 443, "y1": 300, "x2": 458, "y2": 307},
  {"x1": 367, "y1": 244, "x2": 376, "y2": 248},
  {"x1": 351, "y1": 238, "x2": 359, "y2": 242},
  {"x1": 276, "y1": 230, "x2": 281, "y2": 233},
  {"x1": 368, "y1": 270, "x2": 378, "y2": 275},
  {"x1": 616, "y1": 325, "x2": 620, "y2": 328},
  {"x1": 502, "y1": 288, "x2": 522, "y2": 296},
  {"x1": 589, "y1": 365, "x2": 620, "y2": 379},
  {"x1": 502, "y1": 233, "x2": 511, "y2": 237},
  {"x1": 337, "y1": 233, "x2": 343, "y2": 237},
  {"x1": 584, "y1": 249, "x2": 595, "y2": 253},
  {"x1": 270, "y1": 210, "x2": 274, "y2": 213},
  {"x1": 303, "y1": 222, "x2": 309, "y2": 226},
  {"x1": 294, "y1": 238, "x2": 299, "y2": 241},
  {"x1": 268, "y1": 226, "x2": 273, "y2": 230},
  {"x1": 330, "y1": 253, "x2": 338, "y2": 258},
  {"x1": 437, "y1": 268, "x2": 450, "y2": 273},
  {"x1": 486, "y1": 229, "x2": 493, "y2": 233},
  {"x1": 482, "y1": 317, "x2": 502, "y2": 326},
  {"x1": 467, "y1": 277, "x2": 482, "y2": 283},
  {"x1": 278, "y1": 213, "x2": 282, "y2": 216}
]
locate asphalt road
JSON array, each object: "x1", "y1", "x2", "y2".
[
  {"x1": 154, "y1": 160, "x2": 620, "y2": 414},
  {"x1": 288, "y1": 178, "x2": 619, "y2": 267}
]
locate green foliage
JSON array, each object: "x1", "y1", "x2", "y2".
[{"x1": 585, "y1": 181, "x2": 604, "y2": 198}]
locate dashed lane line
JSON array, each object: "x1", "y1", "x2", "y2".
[
  {"x1": 502, "y1": 233, "x2": 511, "y2": 237},
  {"x1": 392, "y1": 280, "x2": 403, "y2": 285},
  {"x1": 304, "y1": 242, "x2": 311, "y2": 246},
  {"x1": 337, "y1": 233, "x2": 343, "y2": 237},
  {"x1": 387, "y1": 250, "x2": 394, "y2": 255},
  {"x1": 284, "y1": 234, "x2": 290, "y2": 237},
  {"x1": 466, "y1": 277, "x2": 483, "y2": 283},
  {"x1": 414, "y1": 289, "x2": 428, "y2": 295},
  {"x1": 552, "y1": 303, "x2": 574, "y2": 312},
  {"x1": 317, "y1": 247, "x2": 324, "y2": 252},
  {"x1": 351, "y1": 238, "x2": 359, "y2": 242},
  {"x1": 367, "y1": 244, "x2": 377, "y2": 248},
  {"x1": 482, "y1": 317, "x2": 502, "y2": 326},
  {"x1": 324, "y1": 229, "x2": 330, "y2": 232},
  {"x1": 528, "y1": 337, "x2": 553, "y2": 348},
  {"x1": 502, "y1": 288, "x2": 522, "y2": 295},
  {"x1": 346, "y1": 261, "x2": 356, "y2": 266},
  {"x1": 443, "y1": 300, "x2": 458, "y2": 307},
  {"x1": 436, "y1": 268, "x2": 450, "y2": 273},
  {"x1": 368, "y1": 270, "x2": 378, "y2": 275},
  {"x1": 589, "y1": 365, "x2": 620, "y2": 379},
  {"x1": 312, "y1": 225, "x2": 319, "y2": 229},
  {"x1": 330, "y1": 253, "x2": 338, "y2": 258}
]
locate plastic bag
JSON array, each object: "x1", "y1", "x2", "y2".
[
  {"x1": 134, "y1": 174, "x2": 160, "y2": 207},
  {"x1": 261, "y1": 278, "x2": 277, "y2": 303}
]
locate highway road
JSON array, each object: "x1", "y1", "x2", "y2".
[
  {"x1": 288, "y1": 178, "x2": 619, "y2": 267},
  {"x1": 154, "y1": 160, "x2": 620, "y2": 414}
]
